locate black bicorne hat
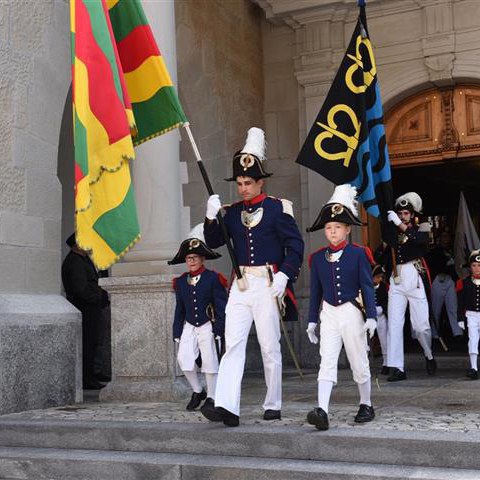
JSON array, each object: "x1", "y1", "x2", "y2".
[
  {"x1": 66, "y1": 233, "x2": 76, "y2": 247},
  {"x1": 168, "y1": 224, "x2": 221, "y2": 265},
  {"x1": 469, "y1": 250, "x2": 480, "y2": 265},
  {"x1": 225, "y1": 127, "x2": 273, "y2": 182},
  {"x1": 308, "y1": 184, "x2": 363, "y2": 232}
]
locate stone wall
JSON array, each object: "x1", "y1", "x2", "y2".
[{"x1": 176, "y1": 0, "x2": 265, "y2": 243}]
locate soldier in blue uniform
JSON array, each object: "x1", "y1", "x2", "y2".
[
  {"x1": 457, "y1": 250, "x2": 480, "y2": 380},
  {"x1": 200, "y1": 127, "x2": 304, "y2": 427},
  {"x1": 169, "y1": 224, "x2": 228, "y2": 411},
  {"x1": 305, "y1": 185, "x2": 377, "y2": 431},
  {"x1": 385, "y1": 192, "x2": 436, "y2": 381}
]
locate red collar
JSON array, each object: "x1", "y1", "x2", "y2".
[
  {"x1": 244, "y1": 192, "x2": 266, "y2": 207},
  {"x1": 328, "y1": 240, "x2": 348, "y2": 251},
  {"x1": 472, "y1": 274, "x2": 480, "y2": 280},
  {"x1": 189, "y1": 266, "x2": 206, "y2": 276}
]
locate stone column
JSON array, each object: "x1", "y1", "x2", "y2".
[{"x1": 101, "y1": 1, "x2": 189, "y2": 401}]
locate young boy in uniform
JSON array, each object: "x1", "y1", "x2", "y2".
[
  {"x1": 306, "y1": 185, "x2": 377, "y2": 431},
  {"x1": 457, "y1": 250, "x2": 480, "y2": 380},
  {"x1": 169, "y1": 225, "x2": 228, "y2": 410}
]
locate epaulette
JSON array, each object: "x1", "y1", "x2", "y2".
[
  {"x1": 172, "y1": 272, "x2": 188, "y2": 291},
  {"x1": 456, "y1": 278, "x2": 464, "y2": 292},
  {"x1": 308, "y1": 247, "x2": 327, "y2": 268},
  {"x1": 352, "y1": 243, "x2": 375, "y2": 265},
  {"x1": 268, "y1": 196, "x2": 294, "y2": 218}
]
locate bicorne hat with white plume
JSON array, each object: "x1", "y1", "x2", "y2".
[
  {"x1": 308, "y1": 184, "x2": 363, "y2": 232},
  {"x1": 168, "y1": 224, "x2": 222, "y2": 265},
  {"x1": 395, "y1": 192, "x2": 422, "y2": 214},
  {"x1": 225, "y1": 127, "x2": 273, "y2": 181}
]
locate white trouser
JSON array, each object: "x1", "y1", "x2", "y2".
[
  {"x1": 377, "y1": 312, "x2": 388, "y2": 366},
  {"x1": 318, "y1": 301, "x2": 371, "y2": 385},
  {"x1": 466, "y1": 311, "x2": 480, "y2": 355},
  {"x1": 215, "y1": 273, "x2": 281, "y2": 416},
  {"x1": 431, "y1": 276, "x2": 462, "y2": 337},
  {"x1": 177, "y1": 322, "x2": 219, "y2": 373},
  {"x1": 387, "y1": 263, "x2": 432, "y2": 369}
]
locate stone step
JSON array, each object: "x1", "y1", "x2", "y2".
[
  {"x1": 0, "y1": 446, "x2": 477, "y2": 480},
  {"x1": 0, "y1": 418, "x2": 478, "y2": 471}
]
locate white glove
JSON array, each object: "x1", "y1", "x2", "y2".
[
  {"x1": 376, "y1": 306, "x2": 383, "y2": 316},
  {"x1": 306, "y1": 322, "x2": 319, "y2": 344},
  {"x1": 271, "y1": 271, "x2": 289, "y2": 298},
  {"x1": 206, "y1": 194, "x2": 222, "y2": 220},
  {"x1": 363, "y1": 318, "x2": 377, "y2": 339},
  {"x1": 215, "y1": 335, "x2": 222, "y2": 340},
  {"x1": 174, "y1": 338, "x2": 180, "y2": 343},
  {"x1": 387, "y1": 210, "x2": 402, "y2": 226},
  {"x1": 458, "y1": 321, "x2": 465, "y2": 330}
]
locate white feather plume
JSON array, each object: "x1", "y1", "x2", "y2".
[
  {"x1": 326, "y1": 184, "x2": 359, "y2": 217},
  {"x1": 241, "y1": 127, "x2": 266, "y2": 161},
  {"x1": 186, "y1": 223, "x2": 205, "y2": 242},
  {"x1": 395, "y1": 192, "x2": 422, "y2": 213}
]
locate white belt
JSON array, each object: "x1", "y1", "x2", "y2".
[{"x1": 240, "y1": 265, "x2": 270, "y2": 278}]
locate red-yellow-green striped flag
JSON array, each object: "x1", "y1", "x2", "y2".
[
  {"x1": 107, "y1": 0, "x2": 187, "y2": 145},
  {"x1": 71, "y1": 0, "x2": 140, "y2": 269}
]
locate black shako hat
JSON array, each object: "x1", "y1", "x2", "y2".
[
  {"x1": 225, "y1": 127, "x2": 273, "y2": 181},
  {"x1": 168, "y1": 224, "x2": 221, "y2": 265},
  {"x1": 308, "y1": 184, "x2": 363, "y2": 232}
]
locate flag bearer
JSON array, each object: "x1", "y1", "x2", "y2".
[
  {"x1": 457, "y1": 250, "x2": 480, "y2": 380},
  {"x1": 385, "y1": 193, "x2": 436, "y2": 381},
  {"x1": 306, "y1": 184, "x2": 377, "y2": 431},
  {"x1": 200, "y1": 127, "x2": 304, "y2": 427},
  {"x1": 169, "y1": 225, "x2": 228, "y2": 411}
]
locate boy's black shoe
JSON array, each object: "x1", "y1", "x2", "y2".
[
  {"x1": 186, "y1": 389, "x2": 207, "y2": 411},
  {"x1": 387, "y1": 368, "x2": 407, "y2": 382},
  {"x1": 466, "y1": 368, "x2": 479, "y2": 380},
  {"x1": 217, "y1": 407, "x2": 240, "y2": 427},
  {"x1": 263, "y1": 409, "x2": 281, "y2": 421},
  {"x1": 306, "y1": 407, "x2": 329, "y2": 431},
  {"x1": 380, "y1": 366, "x2": 390, "y2": 375},
  {"x1": 200, "y1": 403, "x2": 239, "y2": 426},
  {"x1": 354, "y1": 404, "x2": 375, "y2": 423},
  {"x1": 426, "y1": 357, "x2": 437, "y2": 376}
]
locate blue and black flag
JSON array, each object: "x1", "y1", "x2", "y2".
[{"x1": 296, "y1": 2, "x2": 395, "y2": 244}]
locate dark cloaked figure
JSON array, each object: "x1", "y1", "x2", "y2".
[{"x1": 62, "y1": 234, "x2": 109, "y2": 390}]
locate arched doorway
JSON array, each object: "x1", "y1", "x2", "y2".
[
  {"x1": 370, "y1": 85, "x2": 480, "y2": 350},
  {"x1": 367, "y1": 85, "x2": 480, "y2": 250}
]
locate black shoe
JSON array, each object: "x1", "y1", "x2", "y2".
[
  {"x1": 306, "y1": 407, "x2": 329, "y2": 431},
  {"x1": 263, "y1": 409, "x2": 281, "y2": 421},
  {"x1": 83, "y1": 381, "x2": 105, "y2": 390},
  {"x1": 200, "y1": 401, "x2": 224, "y2": 422},
  {"x1": 466, "y1": 368, "x2": 479, "y2": 380},
  {"x1": 218, "y1": 407, "x2": 240, "y2": 427},
  {"x1": 387, "y1": 368, "x2": 407, "y2": 382},
  {"x1": 426, "y1": 357, "x2": 437, "y2": 376},
  {"x1": 354, "y1": 404, "x2": 375, "y2": 423},
  {"x1": 380, "y1": 366, "x2": 390, "y2": 375},
  {"x1": 186, "y1": 389, "x2": 207, "y2": 411}
]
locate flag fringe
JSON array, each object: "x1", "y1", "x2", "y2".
[{"x1": 132, "y1": 122, "x2": 185, "y2": 147}]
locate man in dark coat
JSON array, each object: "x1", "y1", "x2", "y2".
[{"x1": 61, "y1": 234, "x2": 109, "y2": 390}]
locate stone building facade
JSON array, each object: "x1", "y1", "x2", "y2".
[{"x1": 1, "y1": 0, "x2": 480, "y2": 411}]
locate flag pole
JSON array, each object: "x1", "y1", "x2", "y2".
[{"x1": 183, "y1": 122, "x2": 247, "y2": 291}]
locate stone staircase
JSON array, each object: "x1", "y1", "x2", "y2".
[{"x1": 0, "y1": 416, "x2": 478, "y2": 479}]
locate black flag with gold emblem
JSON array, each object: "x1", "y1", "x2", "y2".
[{"x1": 296, "y1": 2, "x2": 395, "y2": 244}]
